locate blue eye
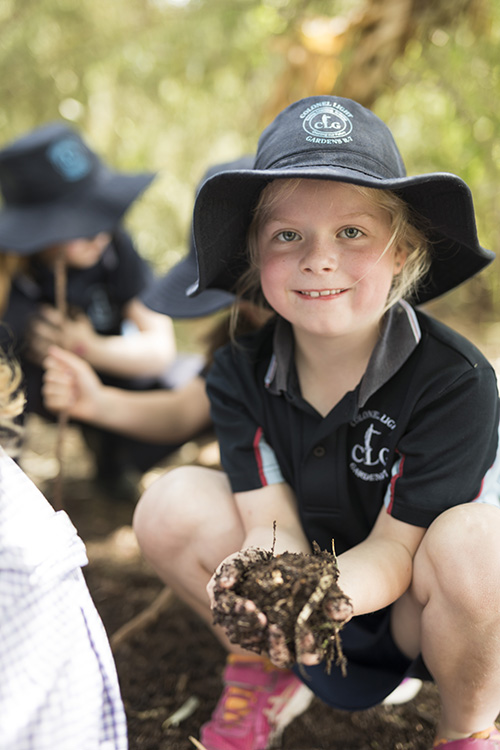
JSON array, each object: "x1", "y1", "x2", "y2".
[
  {"x1": 340, "y1": 227, "x2": 363, "y2": 239},
  {"x1": 277, "y1": 230, "x2": 299, "y2": 242}
]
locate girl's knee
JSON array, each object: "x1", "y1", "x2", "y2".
[
  {"x1": 425, "y1": 503, "x2": 500, "y2": 558},
  {"x1": 133, "y1": 466, "x2": 234, "y2": 555},
  {"x1": 134, "y1": 467, "x2": 201, "y2": 549},
  {"x1": 418, "y1": 503, "x2": 500, "y2": 608}
]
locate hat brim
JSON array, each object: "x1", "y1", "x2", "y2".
[
  {"x1": 142, "y1": 155, "x2": 254, "y2": 318},
  {"x1": 141, "y1": 238, "x2": 235, "y2": 319},
  {"x1": 0, "y1": 166, "x2": 155, "y2": 254},
  {"x1": 191, "y1": 166, "x2": 494, "y2": 304}
]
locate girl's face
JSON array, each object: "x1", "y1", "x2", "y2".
[
  {"x1": 40, "y1": 232, "x2": 111, "y2": 269},
  {"x1": 257, "y1": 180, "x2": 404, "y2": 344}
]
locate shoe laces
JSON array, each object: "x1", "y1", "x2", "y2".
[{"x1": 220, "y1": 686, "x2": 257, "y2": 726}]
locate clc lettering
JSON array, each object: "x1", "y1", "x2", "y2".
[
  {"x1": 351, "y1": 423, "x2": 389, "y2": 467},
  {"x1": 315, "y1": 115, "x2": 341, "y2": 130}
]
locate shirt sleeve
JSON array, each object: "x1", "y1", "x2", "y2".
[
  {"x1": 206, "y1": 345, "x2": 284, "y2": 493},
  {"x1": 385, "y1": 363, "x2": 500, "y2": 527}
]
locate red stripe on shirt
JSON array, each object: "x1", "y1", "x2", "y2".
[
  {"x1": 472, "y1": 476, "x2": 485, "y2": 501},
  {"x1": 387, "y1": 454, "x2": 405, "y2": 514},
  {"x1": 253, "y1": 427, "x2": 267, "y2": 486}
]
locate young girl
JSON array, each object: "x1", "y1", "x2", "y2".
[
  {"x1": 0, "y1": 122, "x2": 178, "y2": 493},
  {"x1": 133, "y1": 96, "x2": 500, "y2": 749},
  {"x1": 0, "y1": 345, "x2": 128, "y2": 749}
]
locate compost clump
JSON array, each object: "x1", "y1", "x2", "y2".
[{"x1": 212, "y1": 535, "x2": 352, "y2": 675}]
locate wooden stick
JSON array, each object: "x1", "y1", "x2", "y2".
[
  {"x1": 189, "y1": 737, "x2": 209, "y2": 750},
  {"x1": 110, "y1": 587, "x2": 174, "y2": 650},
  {"x1": 53, "y1": 250, "x2": 68, "y2": 511}
]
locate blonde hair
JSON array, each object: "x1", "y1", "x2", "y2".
[
  {"x1": 230, "y1": 178, "x2": 431, "y2": 337},
  {"x1": 0, "y1": 346, "x2": 25, "y2": 455}
]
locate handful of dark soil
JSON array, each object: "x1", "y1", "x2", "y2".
[{"x1": 211, "y1": 540, "x2": 352, "y2": 675}]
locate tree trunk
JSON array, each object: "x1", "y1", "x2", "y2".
[{"x1": 263, "y1": 0, "x2": 487, "y2": 119}]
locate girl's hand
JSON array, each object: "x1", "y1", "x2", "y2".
[
  {"x1": 42, "y1": 346, "x2": 103, "y2": 421},
  {"x1": 209, "y1": 546, "x2": 353, "y2": 670},
  {"x1": 207, "y1": 548, "x2": 269, "y2": 609},
  {"x1": 207, "y1": 548, "x2": 272, "y2": 657}
]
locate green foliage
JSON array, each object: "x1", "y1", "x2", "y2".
[
  {"x1": 375, "y1": 2, "x2": 500, "y2": 313},
  {"x1": 1, "y1": 0, "x2": 499, "y2": 318}
]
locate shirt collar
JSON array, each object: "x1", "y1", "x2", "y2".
[{"x1": 264, "y1": 299, "x2": 421, "y2": 407}]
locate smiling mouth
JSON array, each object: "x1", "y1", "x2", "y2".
[{"x1": 298, "y1": 289, "x2": 347, "y2": 298}]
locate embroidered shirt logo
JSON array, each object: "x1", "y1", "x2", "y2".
[
  {"x1": 352, "y1": 423, "x2": 388, "y2": 468},
  {"x1": 349, "y1": 410, "x2": 397, "y2": 483},
  {"x1": 47, "y1": 138, "x2": 92, "y2": 182},
  {"x1": 300, "y1": 101, "x2": 354, "y2": 144}
]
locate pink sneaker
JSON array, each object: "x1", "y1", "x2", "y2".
[
  {"x1": 200, "y1": 655, "x2": 314, "y2": 750},
  {"x1": 433, "y1": 725, "x2": 500, "y2": 748}
]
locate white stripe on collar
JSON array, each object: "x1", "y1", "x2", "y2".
[
  {"x1": 399, "y1": 298, "x2": 422, "y2": 344},
  {"x1": 264, "y1": 353, "x2": 278, "y2": 388}
]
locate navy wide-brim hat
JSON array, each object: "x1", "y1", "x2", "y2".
[
  {"x1": 0, "y1": 121, "x2": 155, "y2": 254},
  {"x1": 190, "y1": 96, "x2": 494, "y2": 304},
  {"x1": 142, "y1": 155, "x2": 253, "y2": 318},
  {"x1": 141, "y1": 229, "x2": 235, "y2": 318}
]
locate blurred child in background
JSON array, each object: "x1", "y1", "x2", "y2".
[
  {"x1": 42, "y1": 158, "x2": 266, "y2": 462},
  {"x1": 42, "y1": 234, "x2": 231, "y2": 448},
  {"x1": 0, "y1": 122, "x2": 177, "y2": 497}
]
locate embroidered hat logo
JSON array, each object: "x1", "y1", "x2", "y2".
[
  {"x1": 300, "y1": 101, "x2": 354, "y2": 143},
  {"x1": 47, "y1": 138, "x2": 92, "y2": 182}
]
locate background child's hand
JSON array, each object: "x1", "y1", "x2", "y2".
[
  {"x1": 42, "y1": 345, "x2": 103, "y2": 421},
  {"x1": 27, "y1": 304, "x2": 96, "y2": 364}
]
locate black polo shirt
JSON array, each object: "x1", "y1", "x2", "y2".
[{"x1": 207, "y1": 301, "x2": 499, "y2": 555}]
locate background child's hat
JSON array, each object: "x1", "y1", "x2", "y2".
[
  {"x1": 0, "y1": 121, "x2": 155, "y2": 254},
  {"x1": 141, "y1": 231, "x2": 235, "y2": 318},
  {"x1": 189, "y1": 96, "x2": 494, "y2": 304},
  {"x1": 141, "y1": 156, "x2": 254, "y2": 318}
]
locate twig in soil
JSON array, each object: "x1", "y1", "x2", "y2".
[
  {"x1": 162, "y1": 696, "x2": 200, "y2": 729},
  {"x1": 127, "y1": 706, "x2": 167, "y2": 721},
  {"x1": 110, "y1": 587, "x2": 174, "y2": 650},
  {"x1": 189, "y1": 737, "x2": 209, "y2": 750}
]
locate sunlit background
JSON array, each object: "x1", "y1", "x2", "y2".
[{"x1": 2, "y1": 0, "x2": 499, "y2": 346}]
